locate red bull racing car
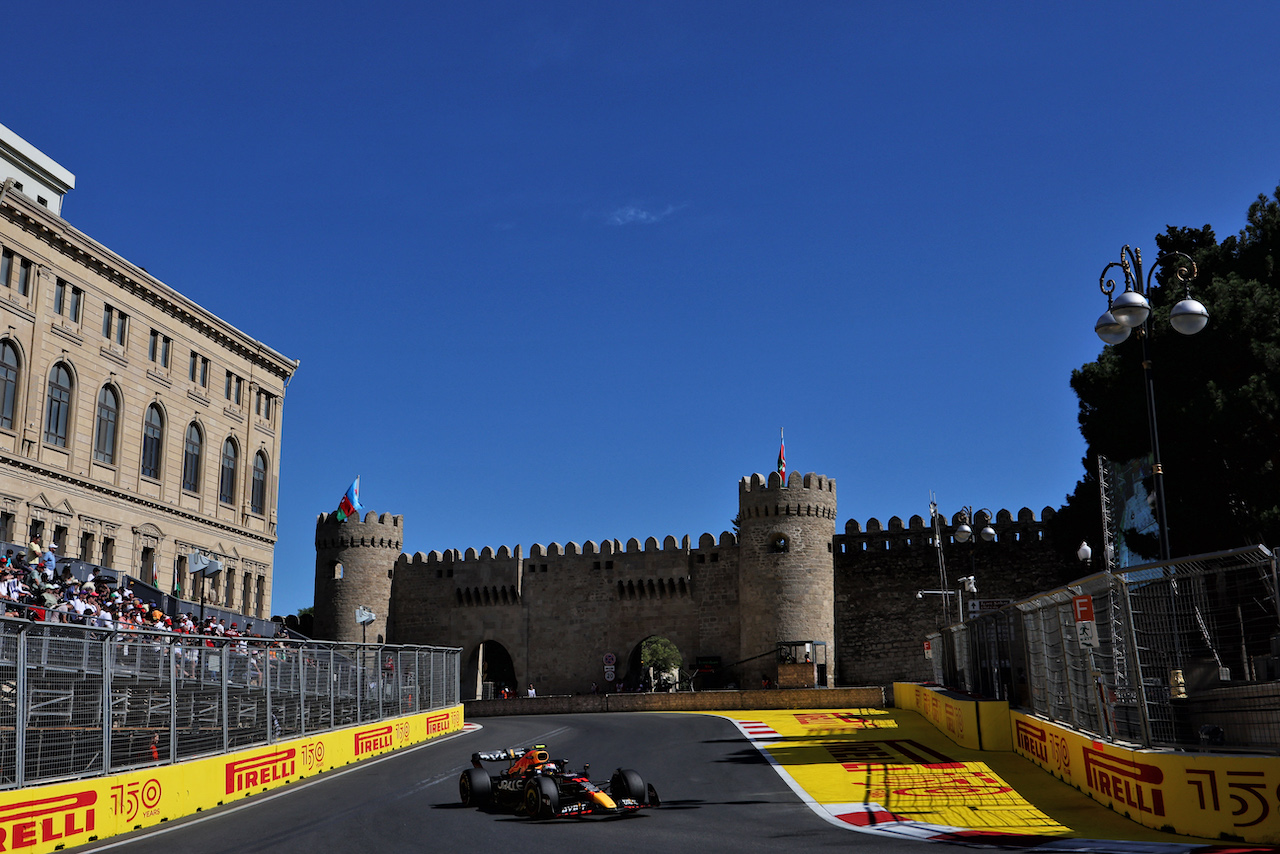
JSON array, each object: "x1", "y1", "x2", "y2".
[{"x1": 458, "y1": 744, "x2": 659, "y2": 819}]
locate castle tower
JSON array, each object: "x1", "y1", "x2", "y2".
[
  {"x1": 737, "y1": 472, "x2": 837, "y2": 686},
  {"x1": 313, "y1": 511, "x2": 403, "y2": 644}
]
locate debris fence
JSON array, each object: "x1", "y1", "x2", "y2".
[
  {"x1": 929, "y1": 545, "x2": 1280, "y2": 750},
  {"x1": 0, "y1": 618, "x2": 460, "y2": 788}
]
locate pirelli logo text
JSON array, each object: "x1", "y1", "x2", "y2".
[
  {"x1": 426, "y1": 711, "x2": 452, "y2": 735},
  {"x1": 0, "y1": 791, "x2": 96, "y2": 850},
  {"x1": 226, "y1": 749, "x2": 298, "y2": 795},
  {"x1": 355, "y1": 725, "x2": 394, "y2": 757},
  {"x1": 1015, "y1": 720, "x2": 1048, "y2": 762},
  {"x1": 1083, "y1": 748, "x2": 1165, "y2": 816}
]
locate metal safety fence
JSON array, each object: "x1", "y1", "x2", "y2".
[
  {"x1": 0, "y1": 617, "x2": 461, "y2": 789},
  {"x1": 930, "y1": 545, "x2": 1280, "y2": 751}
]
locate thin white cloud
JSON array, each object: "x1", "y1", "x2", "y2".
[{"x1": 608, "y1": 204, "x2": 683, "y2": 226}]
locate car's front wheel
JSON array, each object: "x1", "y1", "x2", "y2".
[
  {"x1": 523, "y1": 775, "x2": 559, "y2": 819},
  {"x1": 610, "y1": 769, "x2": 646, "y2": 804}
]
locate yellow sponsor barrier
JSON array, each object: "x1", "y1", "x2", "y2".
[
  {"x1": 893, "y1": 682, "x2": 1010, "y2": 751},
  {"x1": 1011, "y1": 710, "x2": 1280, "y2": 844},
  {"x1": 0, "y1": 705, "x2": 463, "y2": 854}
]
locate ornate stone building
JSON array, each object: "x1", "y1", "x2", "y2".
[
  {"x1": 313, "y1": 470, "x2": 1075, "y2": 695},
  {"x1": 0, "y1": 122, "x2": 297, "y2": 617}
]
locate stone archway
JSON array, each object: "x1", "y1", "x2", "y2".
[
  {"x1": 625, "y1": 635, "x2": 683, "y2": 693},
  {"x1": 463, "y1": 639, "x2": 516, "y2": 700}
]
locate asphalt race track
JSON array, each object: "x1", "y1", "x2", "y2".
[{"x1": 78, "y1": 712, "x2": 947, "y2": 854}]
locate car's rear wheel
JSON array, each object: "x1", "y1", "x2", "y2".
[
  {"x1": 610, "y1": 768, "x2": 646, "y2": 804},
  {"x1": 524, "y1": 775, "x2": 559, "y2": 819},
  {"x1": 459, "y1": 767, "x2": 491, "y2": 807}
]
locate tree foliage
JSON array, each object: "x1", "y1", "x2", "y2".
[
  {"x1": 1056, "y1": 185, "x2": 1280, "y2": 559},
  {"x1": 640, "y1": 636, "x2": 682, "y2": 676}
]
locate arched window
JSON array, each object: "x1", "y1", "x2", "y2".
[
  {"x1": 44, "y1": 363, "x2": 73, "y2": 447},
  {"x1": 0, "y1": 341, "x2": 19, "y2": 430},
  {"x1": 251, "y1": 451, "x2": 267, "y2": 515},
  {"x1": 141, "y1": 405, "x2": 163, "y2": 479},
  {"x1": 219, "y1": 438, "x2": 237, "y2": 504},
  {"x1": 93, "y1": 386, "x2": 119, "y2": 464},
  {"x1": 182, "y1": 423, "x2": 202, "y2": 492}
]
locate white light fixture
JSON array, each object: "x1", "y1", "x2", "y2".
[
  {"x1": 1170, "y1": 297, "x2": 1209, "y2": 335},
  {"x1": 1077, "y1": 540, "x2": 1092, "y2": 562},
  {"x1": 1110, "y1": 288, "x2": 1151, "y2": 328},
  {"x1": 1095, "y1": 309, "x2": 1131, "y2": 345},
  {"x1": 954, "y1": 522, "x2": 972, "y2": 543}
]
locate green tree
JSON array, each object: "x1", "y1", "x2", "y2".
[
  {"x1": 640, "y1": 637, "x2": 683, "y2": 690},
  {"x1": 1057, "y1": 185, "x2": 1280, "y2": 559}
]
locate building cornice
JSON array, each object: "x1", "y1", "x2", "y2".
[{"x1": 0, "y1": 187, "x2": 299, "y2": 383}]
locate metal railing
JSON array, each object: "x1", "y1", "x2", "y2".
[
  {"x1": 0, "y1": 616, "x2": 460, "y2": 788},
  {"x1": 930, "y1": 545, "x2": 1280, "y2": 751}
]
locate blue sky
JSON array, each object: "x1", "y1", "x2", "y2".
[{"x1": 7, "y1": 3, "x2": 1280, "y2": 616}]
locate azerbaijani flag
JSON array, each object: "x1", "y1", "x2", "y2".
[
  {"x1": 337, "y1": 476, "x2": 363, "y2": 521},
  {"x1": 777, "y1": 429, "x2": 786, "y2": 482}
]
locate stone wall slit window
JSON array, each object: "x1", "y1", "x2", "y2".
[
  {"x1": 44, "y1": 362, "x2": 73, "y2": 446},
  {"x1": 0, "y1": 340, "x2": 20, "y2": 430},
  {"x1": 770, "y1": 533, "x2": 790, "y2": 553},
  {"x1": 93, "y1": 385, "x2": 119, "y2": 464},
  {"x1": 141, "y1": 404, "x2": 164, "y2": 479}
]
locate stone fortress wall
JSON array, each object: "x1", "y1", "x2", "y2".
[{"x1": 313, "y1": 471, "x2": 1073, "y2": 695}]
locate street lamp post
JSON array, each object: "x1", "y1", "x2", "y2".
[
  {"x1": 927, "y1": 499, "x2": 987, "y2": 624},
  {"x1": 953, "y1": 507, "x2": 991, "y2": 620},
  {"x1": 1093, "y1": 245, "x2": 1208, "y2": 562}
]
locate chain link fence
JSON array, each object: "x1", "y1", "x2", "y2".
[
  {"x1": 0, "y1": 617, "x2": 460, "y2": 788},
  {"x1": 930, "y1": 545, "x2": 1279, "y2": 751}
]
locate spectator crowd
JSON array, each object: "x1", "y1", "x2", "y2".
[{"x1": 0, "y1": 536, "x2": 281, "y2": 641}]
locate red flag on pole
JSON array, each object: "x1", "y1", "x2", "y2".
[{"x1": 777, "y1": 429, "x2": 786, "y2": 482}]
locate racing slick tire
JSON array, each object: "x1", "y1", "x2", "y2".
[
  {"x1": 524, "y1": 775, "x2": 560, "y2": 819},
  {"x1": 610, "y1": 769, "x2": 647, "y2": 805},
  {"x1": 459, "y1": 767, "x2": 492, "y2": 808}
]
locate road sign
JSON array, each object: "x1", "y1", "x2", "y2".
[
  {"x1": 603, "y1": 652, "x2": 616, "y2": 667},
  {"x1": 1072, "y1": 595, "x2": 1099, "y2": 649},
  {"x1": 923, "y1": 639, "x2": 933, "y2": 660}
]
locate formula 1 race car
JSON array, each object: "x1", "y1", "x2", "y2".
[{"x1": 458, "y1": 744, "x2": 659, "y2": 819}]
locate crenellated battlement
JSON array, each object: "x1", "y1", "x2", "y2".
[
  {"x1": 315, "y1": 510, "x2": 403, "y2": 529},
  {"x1": 315, "y1": 510, "x2": 405, "y2": 551},
  {"x1": 837, "y1": 506, "x2": 1056, "y2": 552},
  {"x1": 739, "y1": 471, "x2": 836, "y2": 496},
  {"x1": 402, "y1": 532, "x2": 737, "y2": 568},
  {"x1": 739, "y1": 471, "x2": 837, "y2": 519}
]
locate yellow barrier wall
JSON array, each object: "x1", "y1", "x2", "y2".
[
  {"x1": 1011, "y1": 710, "x2": 1280, "y2": 844},
  {"x1": 0, "y1": 705, "x2": 464, "y2": 854},
  {"x1": 893, "y1": 682, "x2": 1010, "y2": 751}
]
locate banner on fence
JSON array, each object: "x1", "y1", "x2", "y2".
[
  {"x1": 1011, "y1": 710, "x2": 1280, "y2": 843},
  {"x1": 0, "y1": 705, "x2": 464, "y2": 854}
]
